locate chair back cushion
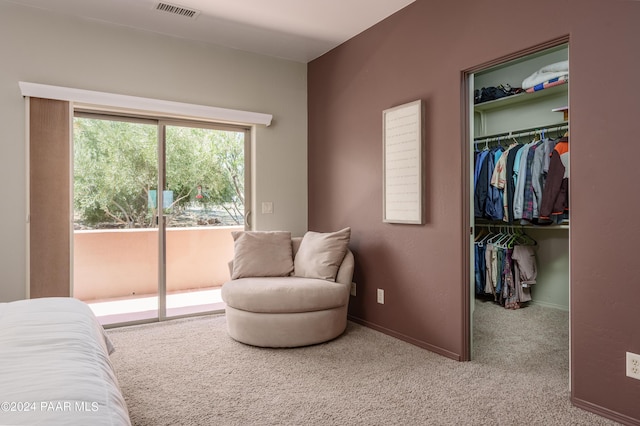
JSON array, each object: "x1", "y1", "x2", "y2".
[
  {"x1": 230, "y1": 231, "x2": 294, "y2": 279},
  {"x1": 293, "y1": 227, "x2": 351, "y2": 282}
]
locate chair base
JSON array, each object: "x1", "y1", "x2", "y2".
[{"x1": 224, "y1": 305, "x2": 348, "y2": 348}]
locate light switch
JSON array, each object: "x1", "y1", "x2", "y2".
[{"x1": 261, "y1": 201, "x2": 273, "y2": 214}]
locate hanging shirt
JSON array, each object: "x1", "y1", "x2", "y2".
[
  {"x1": 504, "y1": 144, "x2": 524, "y2": 223},
  {"x1": 485, "y1": 146, "x2": 504, "y2": 220},
  {"x1": 524, "y1": 138, "x2": 557, "y2": 220},
  {"x1": 474, "y1": 151, "x2": 491, "y2": 218},
  {"x1": 491, "y1": 143, "x2": 518, "y2": 189},
  {"x1": 542, "y1": 138, "x2": 560, "y2": 174},
  {"x1": 512, "y1": 142, "x2": 533, "y2": 220},
  {"x1": 474, "y1": 150, "x2": 489, "y2": 191},
  {"x1": 522, "y1": 140, "x2": 543, "y2": 221},
  {"x1": 554, "y1": 138, "x2": 569, "y2": 155},
  {"x1": 491, "y1": 143, "x2": 518, "y2": 222},
  {"x1": 532, "y1": 138, "x2": 558, "y2": 219},
  {"x1": 540, "y1": 139, "x2": 569, "y2": 223},
  {"x1": 513, "y1": 145, "x2": 526, "y2": 187}
]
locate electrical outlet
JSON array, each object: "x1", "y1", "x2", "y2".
[
  {"x1": 377, "y1": 288, "x2": 384, "y2": 304},
  {"x1": 627, "y1": 352, "x2": 640, "y2": 380},
  {"x1": 350, "y1": 282, "x2": 356, "y2": 297}
]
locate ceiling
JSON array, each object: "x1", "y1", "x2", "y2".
[{"x1": 6, "y1": 0, "x2": 416, "y2": 63}]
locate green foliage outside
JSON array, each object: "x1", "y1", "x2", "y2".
[{"x1": 73, "y1": 117, "x2": 244, "y2": 229}]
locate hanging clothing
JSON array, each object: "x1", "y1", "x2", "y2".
[
  {"x1": 554, "y1": 137, "x2": 569, "y2": 155},
  {"x1": 511, "y1": 244, "x2": 537, "y2": 305},
  {"x1": 474, "y1": 151, "x2": 491, "y2": 217},
  {"x1": 540, "y1": 138, "x2": 569, "y2": 223},
  {"x1": 504, "y1": 144, "x2": 524, "y2": 223},
  {"x1": 521, "y1": 140, "x2": 543, "y2": 221},
  {"x1": 501, "y1": 248, "x2": 514, "y2": 306},
  {"x1": 475, "y1": 133, "x2": 569, "y2": 226},
  {"x1": 485, "y1": 147, "x2": 504, "y2": 221},
  {"x1": 512, "y1": 142, "x2": 533, "y2": 220},
  {"x1": 475, "y1": 229, "x2": 538, "y2": 309},
  {"x1": 474, "y1": 150, "x2": 490, "y2": 191},
  {"x1": 491, "y1": 143, "x2": 518, "y2": 221},
  {"x1": 532, "y1": 138, "x2": 558, "y2": 219},
  {"x1": 474, "y1": 242, "x2": 486, "y2": 295},
  {"x1": 484, "y1": 243, "x2": 497, "y2": 298}
]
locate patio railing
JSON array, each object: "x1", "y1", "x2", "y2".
[{"x1": 73, "y1": 226, "x2": 241, "y2": 301}]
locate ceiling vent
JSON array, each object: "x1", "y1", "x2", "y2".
[{"x1": 155, "y1": 2, "x2": 201, "y2": 19}]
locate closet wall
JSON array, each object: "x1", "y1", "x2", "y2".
[{"x1": 472, "y1": 45, "x2": 569, "y2": 310}]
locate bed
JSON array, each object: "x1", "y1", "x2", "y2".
[{"x1": 0, "y1": 297, "x2": 131, "y2": 425}]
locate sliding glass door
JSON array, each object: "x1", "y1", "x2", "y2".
[
  {"x1": 73, "y1": 115, "x2": 159, "y2": 323},
  {"x1": 163, "y1": 123, "x2": 247, "y2": 318},
  {"x1": 73, "y1": 114, "x2": 248, "y2": 325}
]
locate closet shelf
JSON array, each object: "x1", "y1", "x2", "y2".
[{"x1": 474, "y1": 83, "x2": 568, "y2": 113}]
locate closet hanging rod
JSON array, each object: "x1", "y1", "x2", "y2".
[
  {"x1": 475, "y1": 222, "x2": 569, "y2": 230},
  {"x1": 474, "y1": 124, "x2": 568, "y2": 145}
]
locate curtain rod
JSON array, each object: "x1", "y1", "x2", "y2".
[
  {"x1": 19, "y1": 81, "x2": 273, "y2": 127},
  {"x1": 474, "y1": 124, "x2": 568, "y2": 145}
]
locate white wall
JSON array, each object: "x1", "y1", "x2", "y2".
[{"x1": 0, "y1": 2, "x2": 308, "y2": 302}]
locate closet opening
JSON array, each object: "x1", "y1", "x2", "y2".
[{"x1": 462, "y1": 39, "x2": 570, "y2": 364}]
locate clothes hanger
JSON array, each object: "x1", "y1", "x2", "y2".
[
  {"x1": 488, "y1": 226, "x2": 506, "y2": 247},
  {"x1": 507, "y1": 226, "x2": 524, "y2": 248},
  {"x1": 555, "y1": 127, "x2": 564, "y2": 139},
  {"x1": 497, "y1": 227, "x2": 515, "y2": 247},
  {"x1": 474, "y1": 228, "x2": 488, "y2": 242},
  {"x1": 476, "y1": 226, "x2": 494, "y2": 244},
  {"x1": 478, "y1": 231, "x2": 492, "y2": 244},
  {"x1": 515, "y1": 228, "x2": 537, "y2": 246},
  {"x1": 487, "y1": 228, "x2": 504, "y2": 244},
  {"x1": 539, "y1": 129, "x2": 546, "y2": 141},
  {"x1": 509, "y1": 132, "x2": 519, "y2": 145}
]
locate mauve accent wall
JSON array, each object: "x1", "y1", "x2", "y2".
[{"x1": 308, "y1": 0, "x2": 640, "y2": 423}]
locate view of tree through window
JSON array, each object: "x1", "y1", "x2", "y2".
[{"x1": 73, "y1": 116, "x2": 245, "y2": 229}]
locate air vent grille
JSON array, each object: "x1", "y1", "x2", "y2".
[{"x1": 155, "y1": 2, "x2": 200, "y2": 19}]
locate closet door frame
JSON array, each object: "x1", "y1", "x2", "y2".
[{"x1": 460, "y1": 36, "x2": 571, "y2": 362}]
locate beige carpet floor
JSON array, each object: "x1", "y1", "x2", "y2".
[{"x1": 107, "y1": 300, "x2": 620, "y2": 426}]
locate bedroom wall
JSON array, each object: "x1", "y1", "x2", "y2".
[
  {"x1": 308, "y1": 0, "x2": 640, "y2": 423},
  {"x1": 0, "y1": 2, "x2": 308, "y2": 302}
]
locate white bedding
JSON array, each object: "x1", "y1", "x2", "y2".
[
  {"x1": 0, "y1": 297, "x2": 131, "y2": 425},
  {"x1": 522, "y1": 60, "x2": 569, "y2": 89}
]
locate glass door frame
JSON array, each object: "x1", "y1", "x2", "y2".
[
  {"x1": 157, "y1": 119, "x2": 251, "y2": 322},
  {"x1": 72, "y1": 110, "x2": 251, "y2": 326}
]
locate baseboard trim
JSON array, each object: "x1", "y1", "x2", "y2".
[
  {"x1": 530, "y1": 299, "x2": 569, "y2": 311},
  {"x1": 571, "y1": 396, "x2": 640, "y2": 426},
  {"x1": 347, "y1": 315, "x2": 461, "y2": 361}
]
